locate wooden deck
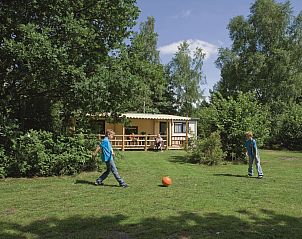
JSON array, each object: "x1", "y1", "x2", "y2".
[{"x1": 85, "y1": 134, "x2": 187, "y2": 151}]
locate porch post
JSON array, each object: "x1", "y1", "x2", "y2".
[
  {"x1": 144, "y1": 135, "x2": 147, "y2": 151},
  {"x1": 170, "y1": 119, "x2": 173, "y2": 147},
  {"x1": 122, "y1": 125, "x2": 125, "y2": 151},
  {"x1": 186, "y1": 120, "x2": 189, "y2": 147},
  {"x1": 166, "y1": 120, "x2": 169, "y2": 150}
]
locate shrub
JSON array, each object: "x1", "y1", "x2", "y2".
[
  {"x1": 53, "y1": 134, "x2": 97, "y2": 175},
  {"x1": 196, "y1": 92, "x2": 270, "y2": 161},
  {"x1": 4, "y1": 130, "x2": 97, "y2": 178},
  {"x1": 12, "y1": 130, "x2": 56, "y2": 177},
  {"x1": 188, "y1": 132, "x2": 226, "y2": 165},
  {"x1": 277, "y1": 104, "x2": 302, "y2": 150},
  {"x1": 0, "y1": 146, "x2": 9, "y2": 178},
  {"x1": 196, "y1": 106, "x2": 218, "y2": 139}
]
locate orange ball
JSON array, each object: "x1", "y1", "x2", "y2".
[{"x1": 162, "y1": 176, "x2": 172, "y2": 187}]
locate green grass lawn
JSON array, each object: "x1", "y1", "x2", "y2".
[{"x1": 1, "y1": 150, "x2": 302, "y2": 239}]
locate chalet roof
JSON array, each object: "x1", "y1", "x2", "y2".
[{"x1": 121, "y1": 113, "x2": 194, "y2": 121}]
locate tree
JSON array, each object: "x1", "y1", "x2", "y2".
[
  {"x1": 0, "y1": 0, "x2": 140, "y2": 132},
  {"x1": 196, "y1": 92, "x2": 271, "y2": 160},
  {"x1": 126, "y1": 16, "x2": 166, "y2": 113},
  {"x1": 167, "y1": 41, "x2": 206, "y2": 116},
  {"x1": 129, "y1": 16, "x2": 160, "y2": 64},
  {"x1": 62, "y1": 16, "x2": 169, "y2": 117},
  {"x1": 215, "y1": 0, "x2": 302, "y2": 105},
  {"x1": 269, "y1": 103, "x2": 302, "y2": 150}
]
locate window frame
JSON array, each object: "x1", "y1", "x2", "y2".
[{"x1": 174, "y1": 122, "x2": 186, "y2": 133}]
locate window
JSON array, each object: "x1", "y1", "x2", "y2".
[
  {"x1": 125, "y1": 126, "x2": 138, "y2": 135},
  {"x1": 174, "y1": 122, "x2": 186, "y2": 133},
  {"x1": 160, "y1": 122, "x2": 167, "y2": 135}
]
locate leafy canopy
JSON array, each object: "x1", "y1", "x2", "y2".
[{"x1": 215, "y1": 0, "x2": 302, "y2": 105}]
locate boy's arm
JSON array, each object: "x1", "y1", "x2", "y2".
[
  {"x1": 252, "y1": 145, "x2": 257, "y2": 156},
  {"x1": 252, "y1": 140, "x2": 257, "y2": 156},
  {"x1": 92, "y1": 145, "x2": 101, "y2": 157},
  {"x1": 244, "y1": 142, "x2": 248, "y2": 156}
]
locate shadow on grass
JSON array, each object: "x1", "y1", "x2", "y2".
[
  {"x1": 169, "y1": 155, "x2": 191, "y2": 164},
  {"x1": 158, "y1": 184, "x2": 168, "y2": 187},
  {"x1": 213, "y1": 173, "x2": 247, "y2": 178},
  {"x1": 1, "y1": 209, "x2": 301, "y2": 239},
  {"x1": 213, "y1": 173, "x2": 261, "y2": 179},
  {"x1": 169, "y1": 156, "x2": 245, "y2": 166},
  {"x1": 74, "y1": 180, "x2": 120, "y2": 187},
  {"x1": 75, "y1": 180, "x2": 96, "y2": 186}
]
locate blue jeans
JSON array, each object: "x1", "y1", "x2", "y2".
[
  {"x1": 248, "y1": 155, "x2": 263, "y2": 176},
  {"x1": 96, "y1": 159, "x2": 126, "y2": 186}
]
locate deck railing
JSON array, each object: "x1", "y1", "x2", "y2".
[
  {"x1": 171, "y1": 136, "x2": 187, "y2": 148},
  {"x1": 84, "y1": 134, "x2": 188, "y2": 150},
  {"x1": 115, "y1": 135, "x2": 166, "y2": 150}
]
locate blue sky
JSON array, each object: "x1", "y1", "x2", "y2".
[{"x1": 135, "y1": 0, "x2": 302, "y2": 96}]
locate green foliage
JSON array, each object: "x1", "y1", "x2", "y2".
[
  {"x1": 76, "y1": 16, "x2": 169, "y2": 116},
  {"x1": 167, "y1": 41, "x2": 206, "y2": 116},
  {"x1": 215, "y1": 0, "x2": 302, "y2": 105},
  {"x1": 0, "y1": 111, "x2": 19, "y2": 149},
  {"x1": 214, "y1": 0, "x2": 302, "y2": 151},
  {"x1": 0, "y1": 146, "x2": 9, "y2": 178},
  {"x1": 188, "y1": 132, "x2": 225, "y2": 165},
  {"x1": 195, "y1": 105, "x2": 219, "y2": 139},
  {"x1": 50, "y1": 101, "x2": 64, "y2": 135},
  {"x1": 125, "y1": 16, "x2": 167, "y2": 113},
  {"x1": 11, "y1": 130, "x2": 54, "y2": 177},
  {"x1": 197, "y1": 92, "x2": 270, "y2": 160},
  {"x1": 2, "y1": 130, "x2": 97, "y2": 177},
  {"x1": 272, "y1": 104, "x2": 302, "y2": 150},
  {"x1": 53, "y1": 134, "x2": 96, "y2": 175},
  {"x1": 0, "y1": 0, "x2": 140, "y2": 131}
]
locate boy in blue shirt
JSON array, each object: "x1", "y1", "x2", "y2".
[
  {"x1": 245, "y1": 131, "x2": 263, "y2": 179},
  {"x1": 93, "y1": 129, "x2": 128, "y2": 188}
]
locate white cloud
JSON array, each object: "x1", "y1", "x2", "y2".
[
  {"x1": 170, "y1": 10, "x2": 192, "y2": 19},
  {"x1": 158, "y1": 39, "x2": 218, "y2": 60}
]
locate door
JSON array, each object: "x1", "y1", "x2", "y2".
[
  {"x1": 159, "y1": 121, "x2": 168, "y2": 147},
  {"x1": 160, "y1": 122, "x2": 167, "y2": 135}
]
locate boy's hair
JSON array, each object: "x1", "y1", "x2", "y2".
[
  {"x1": 105, "y1": 129, "x2": 115, "y2": 136},
  {"x1": 245, "y1": 131, "x2": 253, "y2": 137}
]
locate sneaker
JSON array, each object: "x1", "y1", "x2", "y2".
[
  {"x1": 95, "y1": 181, "x2": 104, "y2": 186},
  {"x1": 258, "y1": 175, "x2": 263, "y2": 179},
  {"x1": 248, "y1": 174, "x2": 253, "y2": 177},
  {"x1": 121, "y1": 184, "x2": 129, "y2": 188}
]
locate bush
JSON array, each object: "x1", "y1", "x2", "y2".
[
  {"x1": 196, "y1": 92, "x2": 270, "y2": 161},
  {"x1": 12, "y1": 130, "x2": 55, "y2": 177},
  {"x1": 53, "y1": 134, "x2": 96, "y2": 175},
  {"x1": 2, "y1": 130, "x2": 98, "y2": 178},
  {"x1": 188, "y1": 132, "x2": 226, "y2": 165},
  {"x1": 268, "y1": 103, "x2": 302, "y2": 150},
  {"x1": 0, "y1": 146, "x2": 9, "y2": 178},
  {"x1": 277, "y1": 104, "x2": 302, "y2": 150},
  {"x1": 196, "y1": 106, "x2": 218, "y2": 139}
]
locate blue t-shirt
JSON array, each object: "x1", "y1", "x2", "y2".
[
  {"x1": 245, "y1": 138, "x2": 257, "y2": 158},
  {"x1": 100, "y1": 137, "x2": 113, "y2": 162}
]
